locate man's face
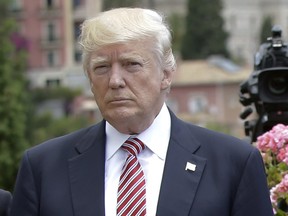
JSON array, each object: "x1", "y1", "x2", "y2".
[{"x1": 87, "y1": 40, "x2": 172, "y2": 134}]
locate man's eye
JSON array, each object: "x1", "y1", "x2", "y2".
[
  {"x1": 93, "y1": 65, "x2": 109, "y2": 74},
  {"x1": 124, "y1": 61, "x2": 142, "y2": 71},
  {"x1": 129, "y1": 62, "x2": 140, "y2": 66},
  {"x1": 126, "y1": 61, "x2": 141, "y2": 66}
]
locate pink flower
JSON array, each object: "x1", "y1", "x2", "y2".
[
  {"x1": 277, "y1": 148, "x2": 286, "y2": 162},
  {"x1": 270, "y1": 174, "x2": 288, "y2": 209},
  {"x1": 257, "y1": 124, "x2": 288, "y2": 214},
  {"x1": 256, "y1": 124, "x2": 288, "y2": 154}
]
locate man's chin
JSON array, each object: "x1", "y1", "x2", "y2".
[{"x1": 104, "y1": 108, "x2": 137, "y2": 122}]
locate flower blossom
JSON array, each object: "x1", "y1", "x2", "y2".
[
  {"x1": 256, "y1": 124, "x2": 288, "y2": 165},
  {"x1": 256, "y1": 124, "x2": 288, "y2": 214},
  {"x1": 270, "y1": 174, "x2": 288, "y2": 211}
]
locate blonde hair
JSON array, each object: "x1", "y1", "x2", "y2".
[{"x1": 79, "y1": 7, "x2": 176, "y2": 73}]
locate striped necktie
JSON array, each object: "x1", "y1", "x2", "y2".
[{"x1": 117, "y1": 137, "x2": 147, "y2": 216}]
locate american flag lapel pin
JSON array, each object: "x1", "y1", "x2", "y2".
[{"x1": 185, "y1": 162, "x2": 196, "y2": 172}]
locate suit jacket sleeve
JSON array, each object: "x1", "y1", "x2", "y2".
[
  {"x1": 0, "y1": 189, "x2": 12, "y2": 216},
  {"x1": 10, "y1": 151, "x2": 39, "y2": 216},
  {"x1": 231, "y1": 147, "x2": 273, "y2": 215}
]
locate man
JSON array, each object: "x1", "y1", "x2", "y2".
[
  {"x1": 10, "y1": 8, "x2": 273, "y2": 216},
  {"x1": 0, "y1": 189, "x2": 12, "y2": 216}
]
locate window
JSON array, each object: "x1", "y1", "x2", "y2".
[
  {"x1": 74, "y1": 50, "x2": 82, "y2": 63},
  {"x1": 188, "y1": 95, "x2": 207, "y2": 114},
  {"x1": 73, "y1": 0, "x2": 83, "y2": 8},
  {"x1": 10, "y1": 0, "x2": 22, "y2": 12},
  {"x1": 46, "y1": 79, "x2": 61, "y2": 88},
  {"x1": 42, "y1": 0, "x2": 59, "y2": 9},
  {"x1": 46, "y1": 0, "x2": 53, "y2": 8},
  {"x1": 47, "y1": 51, "x2": 55, "y2": 66},
  {"x1": 47, "y1": 23, "x2": 56, "y2": 42},
  {"x1": 46, "y1": 50, "x2": 60, "y2": 67},
  {"x1": 74, "y1": 21, "x2": 82, "y2": 40}
]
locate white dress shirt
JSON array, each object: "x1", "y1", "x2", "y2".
[{"x1": 104, "y1": 104, "x2": 171, "y2": 216}]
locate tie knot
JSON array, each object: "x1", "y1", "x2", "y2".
[{"x1": 122, "y1": 137, "x2": 145, "y2": 156}]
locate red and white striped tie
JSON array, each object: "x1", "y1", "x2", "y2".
[{"x1": 117, "y1": 137, "x2": 147, "y2": 216}]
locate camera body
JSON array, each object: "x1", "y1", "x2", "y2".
[{"x1": 239, "y1": 26, "x2": 288, "y2": 142}]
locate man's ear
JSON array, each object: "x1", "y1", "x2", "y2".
[{"x1": 161, "y1": 69, "x2": 173, "y2": 90}]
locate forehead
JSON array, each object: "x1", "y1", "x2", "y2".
[{"x1": 89, "y1": 40, "x2": 154, "y2": 60}]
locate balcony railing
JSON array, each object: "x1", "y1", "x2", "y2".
[
  {"x1": 39, "y1": 6, "x2": 62, "y2": 19},
  {"x1": 40, "y1": 37, "x2": 62, "y2": 49}
]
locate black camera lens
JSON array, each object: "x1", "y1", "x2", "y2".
[
  {"x1": 268, "y1": 75, "x2": 288, "y2": 95},
  {"x1": 258, "y1": 68, "x2": 288, "y2": 103}
]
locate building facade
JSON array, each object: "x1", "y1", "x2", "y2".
[
  {"x1": 167, "y1": 58, "x2": 251, "y2": 138},
  {"x1": 11, "y1": 0, "x2": 101, "y2": 93},
  {"x1": 11, "y1": 0, "x2": 288, "y2": 89}
]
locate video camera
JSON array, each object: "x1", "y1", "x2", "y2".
[{"x1": 239, "y1": 25, "x2": 288, "y2": 142}]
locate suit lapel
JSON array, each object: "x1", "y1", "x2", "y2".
[
  {"x1": 156, "y1": 112, "x2": 207, "y2": 216},
  {"x1": 68, "y1": 121, "x2": 106, "y2": 216}
]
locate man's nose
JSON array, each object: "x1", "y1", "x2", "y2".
[{"x1": 108, "y1": 64, "x2": 126, "y2": 89}]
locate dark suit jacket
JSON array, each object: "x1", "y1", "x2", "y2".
[
  {"x1": 0, "y1": 189, "x2": 12, "y2": 216},
  {"x1": 10, "y1": 111, "x2": 273, "y2": 215}
]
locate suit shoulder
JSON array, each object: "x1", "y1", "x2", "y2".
[
  {"x1": 26, "y1": 122, "x2": 104, "y2": 159},
  {"x1": 176, "y1": 121, "x2": 263, "y2": 176},
  {"x1": 195, "y1": 123, "x2": 251, "y2": 149},
  {"x1": 174, "y1": 116, "x2": 256, "y2": 156}
]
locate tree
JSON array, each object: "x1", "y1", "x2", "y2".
[
  {"x1": 102, "y1": 0, "x2": 139, "y2": 10},
  {"x1": 29, "y1": 113, "x2": 91, "y2": 146},
  {"x1": 0, "y1": 0, "x2": 28, "y2": 191},
  {"x1": 259, "y1": 16, "x2": 273, "y2": 43},
  {"x1": 168, "y1": 13, "x2": 185, "y2": 55},
  {"x1": 181, "y1": 0, "x2": 229, "y2": 60},
  {"x1": 26, "y1": 87, "x2": 90, "y2": 146}
]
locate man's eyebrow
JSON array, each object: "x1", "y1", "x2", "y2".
[
  {"x1": 89, "y1": 56, "x2": 109, "y2": 66},
  {"x1": 119, "y1": 53, "x2": 146, "y2": 61},
  {"x1": 89, "y1": 52, "x2": 149, "y2": 67}
]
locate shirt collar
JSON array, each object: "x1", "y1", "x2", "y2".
[{"x1": 105, "y1": 103, "x2": 171, "y2": 161}]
